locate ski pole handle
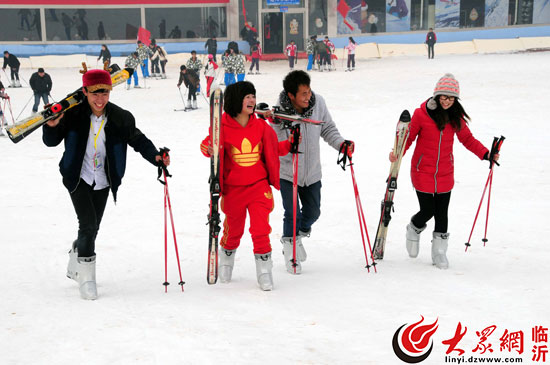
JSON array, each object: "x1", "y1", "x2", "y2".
[
  {"x1": 337, "y1": 140, "x2": 354, "y2": 170},
  {"x1": 289, "y1": 124, "x2": 300, "y2": 154}
]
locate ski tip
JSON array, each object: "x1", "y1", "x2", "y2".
[{"x1": 400, "y1": 110, "x2": 411, "y2": 123}]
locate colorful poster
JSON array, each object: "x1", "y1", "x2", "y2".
[
  {"x1": 435, "y1": 0, "x2": 460, "y2": 28},
  {"x1": 386, "y1": 0, "x2": 411, "y2": 31},
  {"x1": 337, "y1": 0, "x2": 363, "y2": 34},
  {"x1": 485, "y1": 0, "x2": 508, "y2": 27},
  {"x1": 533, "y1": 0, "x2": 550, "y2": 24}
]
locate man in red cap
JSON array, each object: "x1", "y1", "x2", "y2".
[{"x1": 42, "y1": 68, "x2": 170, "y2": 300}]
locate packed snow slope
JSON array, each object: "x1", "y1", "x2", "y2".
[{"x1": 1, "y1": 52, "x2": 548, "y2": 364}]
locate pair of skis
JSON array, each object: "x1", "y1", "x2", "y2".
[{"x1": 5, "y1": 63, "x2": 133, "y2": 143}]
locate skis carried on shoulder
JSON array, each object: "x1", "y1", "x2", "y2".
[
  {"x1": 372, "y1": 110, "x2": 411, "y2": 260},
  {"x1": 255, "y1": 103, "x2": 324, "y2": 127},
  {"x1": 207, "y1": 88, "x2": 223, "y2": 284},
  {"x1": 6, "y1": 63, "x2": 133, "y2": 144}
]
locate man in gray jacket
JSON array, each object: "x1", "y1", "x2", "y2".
[{"x1": 272, "y1": 70, "x2": 354, "y2": 274}]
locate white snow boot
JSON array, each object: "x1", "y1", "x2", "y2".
[
  {"x1": 406, "y1": 221, "x2": 426, "y2": 258},
  {"x1": 15, "y1": 79, "x2": 21, "y2": 87},
  {"x1": 281, "y1": 237, "x2": 301, "y2": 274},
  {"x1": 9, "y1": 80, "x2": 15, "y2": 87},
  {"x1": 219, "y1": 248, "x2": 236, "y2": 283},
  {"x1": 255, "y1": 252, "x2": 273, "y2": 291},
  {"x1": 431, "y1": 232, "x2": 449, "y2": 270},
  {"x1": 126, "y1": 83, "x2": 131, "y2": 90},
  {"x1": 192, "y1": 99, "x2": 198, "y2": 109},
  {"x1": 66, "y1": 242, "x2": 78, "y2": 280},
  {"x1": 297, "y1": 229, "x2": 310, "y2": 262},
  {"x1": 73, "y1": 256, "x2": 98, "y2": 300},
  {"x1": 161, "y1": 73, "x2": 167, "y2": 79},
  {"x1": 186, "y1": 100, "x2": 192, "y2": 109}
]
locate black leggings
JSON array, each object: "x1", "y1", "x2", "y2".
[{"x1": 411, "y1": 190, "x2": 451, "y2": 233}]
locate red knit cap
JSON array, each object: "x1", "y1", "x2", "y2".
[
  {"x1": 83, "y1": 69, "x2": 112, "y2": 92},
  {"x1": 433, "y1": 73, "x2": 459, "y2": 98}
]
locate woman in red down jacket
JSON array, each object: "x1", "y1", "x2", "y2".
[{"x1": 390, "y1": 73, "x2": 499, "y2": 269}]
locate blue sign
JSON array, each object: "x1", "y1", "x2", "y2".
[
  {"x1": 266, "y1": 0, "x2": 300, "y2": 5},
  {"x1": 280, "y1": 6, "x2": 289, "y2": 12}
]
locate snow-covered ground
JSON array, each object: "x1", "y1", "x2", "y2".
[{"x1": 1, "y1": 51, "x2": 548, "y2": 364}]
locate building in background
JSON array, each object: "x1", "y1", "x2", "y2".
[{"x1": 0, "y1": 0, "x2": 548, "y2": 53}]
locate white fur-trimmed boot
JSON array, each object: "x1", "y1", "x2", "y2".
[
  {"x1": 74, "y1": 256, "x2": 98, "y2": 300},
  {"x1": 192, "y1": 99, "x2": 198, "y2": 109},
  {"x1": 219, "y1": 248, "x2": 236, "y2": 283},
  {"x1": 406, "y1": 221, "x2": 426, "y2": 258},
  {"x1": 254, "y1": 252, "x2": 273, "y2": 291},
  {"x1": 186, "y1": 100, "x2": 192, "y2": 109},
  {"x1": 281, "y1": 237, "x2": 301, "y2": 274},
  {"x1": 431, "y1": 232, "x2": 450, "y2": 270},
  {"x1": 66, "y1": 242, "x2": 78, "y2": 281}
]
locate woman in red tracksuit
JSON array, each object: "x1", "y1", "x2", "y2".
[
  {"x1": 390, "y1": 73, "x2": 499, "y2": 269},
  {"x1": 200, "y1": 81, "x2": 292, "y2": 290}
]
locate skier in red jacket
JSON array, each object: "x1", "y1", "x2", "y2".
[
  {"x1": 390, "y1": 73, "x2": 499, "y2": 269},
  {"x1": 200, "y1": 81, "x2": 295, "y2": 290}
]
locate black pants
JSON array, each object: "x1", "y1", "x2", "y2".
[
  {"x1": 428, "y1": 44, "x2": 434, "y2": 59},
  {"x1": 187, "y1": 85, "x2": 197, "y2": 100},
  {"x1": 70, "y1": 182, "x2": 110, "y2": 257},
  {"x1": 10, "y1": 67, "x2": 20, "y2": 81},
  {"x1": 249, "y1": 58, "x2": 259, "y2": 71},
  {"x1": 411, "y1": 190, "x2": 451, "y2": 233},
  {"x1": 347, "y1": 54, "x2": 355, "y2": 69}
]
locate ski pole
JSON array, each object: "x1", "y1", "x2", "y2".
[
  {"x1": 465, "y1": 136, "x2": 504, "y2": 251},
  {"x1": 338, "y1": 141, "x2": 376, "y2": 272},
  {"x1": 15, "y1": 93, "x2": 34, "y2": 120},
  {"x1": 178, "y1": 87, "x2": 187, "y2": 108},
  {"x1": 290, "y1": 125, "x2": 301, "y2": 274},
  {"x1": 157, "y1": 147, "x2": 185, "y2": 292}
]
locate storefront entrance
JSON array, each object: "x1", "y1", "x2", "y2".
[{"x1": 262, "y1": 11, "x2": 304, "y2": 54}]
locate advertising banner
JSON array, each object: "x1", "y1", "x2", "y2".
[
  {"x1": 435, "y1": 0, "x2": 460, "y2": 28},
  {"x1": 386, "y1": 0, "x2": 411, "y2": 32},
  {"x1": 485, "y1": 0, "x2": 508, "y2": 27}
]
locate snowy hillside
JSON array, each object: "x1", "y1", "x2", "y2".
[{"x1": 0, "y1": 51, "x2": 549, "y2": 364}]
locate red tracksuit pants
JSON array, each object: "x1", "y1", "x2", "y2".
[
  {"x1": 206, "y1": 76, "x2": 214, "y2": 97},
  {"x1": 220, "y1": 179, "x2": 274, "y2": 254}
]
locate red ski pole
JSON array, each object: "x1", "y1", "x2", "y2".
[
  {"x1": 290, "y1": 125, "x2": 300, "y2": 274},
  {"x1": 158, "y1": 148, "x2": 185, "y2": 291},
  {"x1": 464, "y1": 168, "x2": 493, "y2": 252}
]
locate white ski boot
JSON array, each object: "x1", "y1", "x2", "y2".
[
  {"x1": 161, "y1": 73, "x2": 167, "y2": 79},
  {"x1": 192, "y1": 99, "x2": 198, "y2": 109},
  {"x1": 431, "y1": 232, "x2": 449, "y2": 269},
  {"x1": 68, "y1": 255, "x2": 98, "y2": 300},
  {"x1": 255, "y1": 252, "x2": 273, "y2": 291},
  {"x1": 186, "y1": 100, "x2": 192, "y2": 110},
  {"x1": 281, "y1": 237, "x2": 301, "y2": 274},
  {"x1": 15, "y1": 79, "x2": 21, "y2": 87},
  {"x1": 406, "y1": 221, "x2": 426, "y2": 258},
  {"x1": 219, "y1": 248, "x2": 236, "y2": 283},
  {"x1": 126, "y1": 83, "x2": 131, "y2": 90}
]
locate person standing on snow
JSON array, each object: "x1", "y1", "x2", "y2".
[
  {"x1": 204, "y1": 54, "x2": 218, "y2": 97},
  {"x1": 200, "y1": 81, "x2": 295, "y2": 290},
  {"x1": 177, "y1": 65, "x2": 199, "y2": 109},
  {"x1": 2, "y1": 51, "x2": 21, "y2": 87},
  {"x1": 204, "y1": 36, "x2": 218, "y2": 62},
  {"x1": 136, "y1": 40, "x2": 152, "y2": 78},
  {"x1": 285, "y1": 40, "x2": 297, "y2": 70},
  {"x1": 186, "y1": 50, "x2": 204, "y2": 93},
  {"x1": 151, "y1": 42, "x2": 168, "y2": 79},
  {"x1": 41, "y1": 67, "x2": 170, "y2": 300},
  {"x1": 29, "y1": 68, "x2": 52, "y2": 114},
  {"x1": 345, "y1": 37, "x2": 357, "y2": 71},
  {"x1": 306, "y1": 35, "x2": 316, "y2": 71},
  {"x1": 426, "y1": 28, "x2": 437, "y2": 59},
  {"x1": 390, "y1": 73, "x2": 499, "y2": 269},
  {"x1": 124, "y1": 52, "x2": 141, "y2": 89},
  {"x1": 97, "y1": 44, "x2": 111, "y2": 67},
  {"x1": 272, "y1": 70, "x2": 354, "y2": 274}
]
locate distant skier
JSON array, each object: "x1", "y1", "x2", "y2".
[
  {"x1": 29, "y1": 67, "x2": 52, "y2": 114},
  {"x1": 186, "y1": 50, "x2": 203, "y2": 93},
  {"x1": 97, "y1": 44, "x2": 111, "y2": 67},
  {"x1": 2, "y1": 51, "x2": 21, "y2": 87},
  {"x1": 204, "y1": 54, "x2": 218, "y2": 97},
  {"x1": 249, "y1": 41, "x2": 262, "y2": 74},
  {"x1": 285, "y1": 40, "x2": 298, "y2": 70},
  {"x1": 124, "y1": 52, "x2": 140, "y2": 89},
  {"x1": 389, "y1": 73, "x2": 499, "y2": 269},
  {"x1": 345, "y1": 37, "x2": 357, "y2": 71},
  {"x1": 42, "y1": 67, "x2": 170, "y2": 300},
  {"x1": 272, "y1": 70, "x2": 354, "y2": 274},
  {"x1": 177, "y1": 65, "x2": 199, "y2": 109},
  {"x1": 426, "y1": 28, "x2": 437, "y2": 59}
]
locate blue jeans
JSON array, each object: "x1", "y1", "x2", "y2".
[
  {"x1": 280, "y1": 179, "x2": 322, "y2": 237},
  {"x1": 32, "y1": 93, "x2": 49, "y2": 112},
  {"x1": 307, "y1": 54, "x2": 314, "y2": 70},
  {"x1": 126, "y1": 71, "x2": 139, "y2": 86},
  {"x1": 140, "y1": 59, "x2": 149, "y2": 77}
]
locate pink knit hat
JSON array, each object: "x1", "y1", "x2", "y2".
[{"x1": 433, "y1": 73, "x2": 460, "y2": 98}]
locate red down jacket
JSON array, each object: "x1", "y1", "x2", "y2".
[{"x1": 403, "y1": 100, "x2": 489, "y2": 194}]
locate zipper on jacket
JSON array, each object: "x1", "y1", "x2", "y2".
[
  {"x1": 434, "y1": 131, "x2": 443, "y2": 193},
  {"x1": 416, "y1": 155, "x2": 423, "y2": 171}
]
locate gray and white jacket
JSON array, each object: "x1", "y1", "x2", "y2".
[{"x1": 273, "y1": 90, "x2": 345, "y2": 186}]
